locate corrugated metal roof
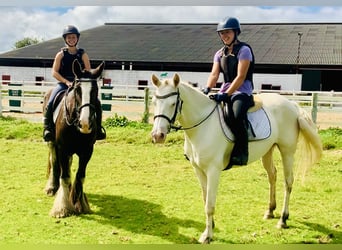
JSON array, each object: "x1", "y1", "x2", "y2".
[{"x1": 1, "y1": 22, "x2": 342, "y2": 66}]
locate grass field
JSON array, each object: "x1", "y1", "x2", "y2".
[{"x1": 0, "y1": 115, "x2": 341, "y2": 244}]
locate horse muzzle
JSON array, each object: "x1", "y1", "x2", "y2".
[
  {"x1": 78, "y1": 104, "x2": 96, "y2": 134},
  {"x1": 151, "y1": 129, "x2": 168, "y2": 144},
  {"x1": 78, "y1": 117, "x2": 95, "y2": 134},
  {"x1": 79, "y1": 123, "x2": 92, "y2": 134}
]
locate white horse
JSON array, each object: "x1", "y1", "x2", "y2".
[{"x1": 151, "y1": 73, "x2": 322, "y2": 244}]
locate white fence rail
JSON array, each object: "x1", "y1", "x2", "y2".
[
  {"x1": 0, "y1": 81, "x2": 152, "y2": 115},
  {"x1": 1, "y1": 81, "x2": 342, "y2": 125},
  {"x1": 254, "y1": 89, "x2": 342, "y2": 124}
]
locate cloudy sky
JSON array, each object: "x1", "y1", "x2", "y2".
[{"x1": 1, "y1": 1, "x2": 342, "y2": 53}]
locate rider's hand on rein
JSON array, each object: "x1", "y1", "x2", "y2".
[{"x1": 209, "y1": 92, "x2": 229, "y2": 103}]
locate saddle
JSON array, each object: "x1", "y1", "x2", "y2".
[
  {"x1": 52, "y1": 90, "x2": 67, "y2": 110},
  {"x1": 223, "y1": 94, "x2": 262, "y2": 120},
  {"x1": 248, "y1": 95, "x2": 263, "y2": 113},
  {"x1": 219, "y1": 95, "x2": 271, "y2": 142}
]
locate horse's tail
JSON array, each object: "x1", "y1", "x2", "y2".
[{"x1": 295, "y1": 103, "x2": 323, "y2": 181}]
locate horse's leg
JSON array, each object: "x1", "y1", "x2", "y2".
[
  {"x1": 188, "y1": 140, "x2": 216, "y2": 242},
  {"x1": 70, "y1": 149, "x2": 93, "y2": 214},
  {"x1": 44, "y1": 142, "x2": 60, "y2": 196},
  {"x1": 194, "y1": 167, "x2": 208, "y2": 207},
  {"x1": 50, "y1": 154, "x2": 74, "y2": 218},
  {"x1": 261, "y1": 145, "x2": 277, "y2": 220},
  {"x1": 198, "y1": 168, "x2": 220, "y2": 244},
  {"x1": 277, "y1": 150, "x2": 295, "y2": 229}
]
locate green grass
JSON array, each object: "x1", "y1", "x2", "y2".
[{"x1": 0, "y1": 115, "x2": 341, "y2": 244}]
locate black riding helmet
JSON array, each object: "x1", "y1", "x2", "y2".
[
  {"x1": 216, "y1": 17, "x2": 241, "y2": 46},
  {"x1": 62, "y1": 25, "x2": 80, "y2": 46}
]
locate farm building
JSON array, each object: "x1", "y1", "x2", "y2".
[{"x1": 0, "y1": 22, "x2": 342, "y2": 91}]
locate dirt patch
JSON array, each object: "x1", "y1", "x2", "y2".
[{"x1": 316, "y1": 112, "x2": 342, "y2": 129}]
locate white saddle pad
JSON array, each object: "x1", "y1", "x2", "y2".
[
  {"x1": 53, "y1": 101, "x2": 63, "y2": 124},
  {"x1": 218, "y1": 106, "x2": 271, "y2": 142}
]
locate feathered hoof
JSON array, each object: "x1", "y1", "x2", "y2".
[
  {"x1": 49, "y1": 208, "x2": 75, "y2": 218},
  {"x1": 45, "y1": 187, "x2": 58, "y2": 197},
  {"x1": 74, "y1": 201, "x2": 92, "y2": 215}
]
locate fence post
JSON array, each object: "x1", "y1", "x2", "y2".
[
  {"x1": 0, "y1": 84, "x2": 2, "y2": 116},
  {"x1": 311, "y1": 92, "x2": 318, "y2": 123},
  {"x1": 142, "y1": 87, "x2": 150, "y2": 123}
]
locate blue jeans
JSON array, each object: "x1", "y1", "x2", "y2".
[
  {"x1": 45, "y1": 82, "x2": 68, "y2": 129},
  {"x1": 48, "y1": 82, "x2": 68, "y2": 108}
]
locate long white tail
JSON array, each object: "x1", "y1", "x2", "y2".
[{"x1": 296, "y1": 105, "x2": 323, "y2": 180}]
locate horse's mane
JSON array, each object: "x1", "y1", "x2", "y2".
[
  {"x1": 178, "y1": 81, "x2": 213, "y2": 104},
  {"x1": 176, "y1": 80, "x2": 216, "y2": 116},
  {"x1": 179, "y1": 80, "x2": 201, "y2": 92}
]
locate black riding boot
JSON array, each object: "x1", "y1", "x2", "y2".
[
  {"x1": 229, "y1": 120, "x2": 248, "y2": 166},
  {"x1": 95, "y1": 100, "x2": 106, "y2": 140},
  {"x1": 43, "y1": 104, "x2": 54, "y2": 142}
]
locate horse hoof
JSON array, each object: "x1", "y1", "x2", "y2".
[
  {"x1": 199, "y1": 235, "x2": 212, "y2": 244},
  {"x1": 263, "y1": 211, "x2": 275, "y2": 219},
  {"x1": 74, "y1": 203, "x2": 92, "y2": 215},
  {"x1": 50, "y1": 208, "x2": 74, "y2": 218},
  {"x1": 45, "y1": 187, "x2": 57, "y2": 197},
  {"x1": 202, "y1": 237, "x2": 212, "y2": 244},
  {"x1": 276, "y1": 221, "x2": 289, "y2": 229}
]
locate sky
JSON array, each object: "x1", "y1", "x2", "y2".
[{"x1": 1, "y1": 3, "x2": 342, "y2": 53}]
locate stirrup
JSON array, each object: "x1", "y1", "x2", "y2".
[
  {"x1": 96, "y1": 126, "x2": 106, "y2": 140},
  {"x1": 43, "y1": 129, "x2": 54, "y2": 142}
]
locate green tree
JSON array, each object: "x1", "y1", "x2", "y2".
[{"x1": 14, "y1": 37, "x2": 42, "y2": 49}]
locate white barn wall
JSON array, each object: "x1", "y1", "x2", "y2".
[
  {"x1": 0, "y1": 66, "x2": 302, "y2": 91},
  {"x1": 0, "y1": 66, "x2": 214, "y2": 88},
  {"x1": 102, "y1": 69, "x2": 214, "y2": 87},
  {"x1": 253, "y1": 73, "x2": 302, "y2": 91},
  {"x1": 0, "y1": 66, "x2": 51, "y2": 84}
]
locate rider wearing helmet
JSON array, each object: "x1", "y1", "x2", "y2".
[
  {"x1": 43, "y1": 25, "x2": 106, "y2": 141},
  {"x1": 203, "y1": 16, "x2": 255, "y2": 167}
]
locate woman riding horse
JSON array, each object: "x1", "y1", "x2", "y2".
[
  {"x1": 43, "y1": 25, "x2": 106, "y2": 141},
  {"x1": 202, "y1": 16, "x2": 255, "y2": 166}
]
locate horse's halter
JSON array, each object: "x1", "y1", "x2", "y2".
[
  {"x1": 64, "y1": 78, "x2": 96, "y2": 127},
  {"x1": 153, "y1": 88, "x2": 218, "y2": 132}
]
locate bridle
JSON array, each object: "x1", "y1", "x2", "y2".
[
  {"x1": 64, "y1": 78, "x2": 96, "y2": 127},
  {"x1": 153, "y1": 89, "x2": 218, "y2": 132},
  {"x1": 153, "y1": 90, "x2": 182, "y2": 131}
]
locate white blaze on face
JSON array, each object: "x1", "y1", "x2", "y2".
[
  {"x1": 79, "y1": 82, "x2": 92, "y2": 134},
  {"x1": 151, "y1": 90, "x2": 178, "y2": 143},
  {"x1": 150, "y1": 76, "x2": 179, "y2": 144},
  {"x1": 151, "y1": 96, "x2": 169, "y2": 143}
]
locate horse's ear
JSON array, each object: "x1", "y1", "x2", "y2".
[
  {"x1": 92, "y1": 61, "x2": 105, "y2": 79},
  {"x1": 173, "y1": 73, "x2": 180, "y2": 87},
  {"x1": 72, "y1": 60, "x2": 83, "y2": 78},
  {"x1": 151, "y1": 74, "x2": 161, "y2": 87}
]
